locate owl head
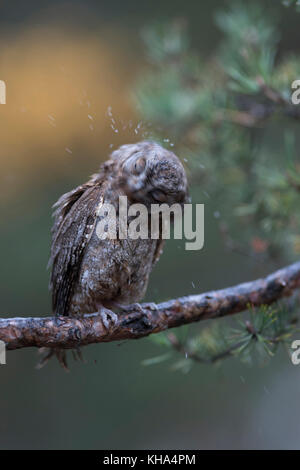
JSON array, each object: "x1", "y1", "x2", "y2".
[{"x1": 110, "y1": 141, "x2": 189, "y2": 206}]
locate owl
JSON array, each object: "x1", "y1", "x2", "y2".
[{"x1": 44, "y1": 141, "x2": 188, "y2": 368}]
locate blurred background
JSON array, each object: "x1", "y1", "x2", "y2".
[{"x1": 1, "y1": 0, "x2": 300, "y2": 450}]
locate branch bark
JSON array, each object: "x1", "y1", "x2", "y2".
[{"x1": 1, "y1": 260, "x2": 300, "y2": 351}]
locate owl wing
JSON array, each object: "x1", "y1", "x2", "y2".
[{"x1": 49, "y1": 182, "x2": 104, "y2": 316}]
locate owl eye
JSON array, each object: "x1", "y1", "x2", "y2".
[
  {"x1": 133, "y1": 157, "x2": 146, "y2": 175},
  {"x1": 150, "y1": 189, "x2": 167, "y2": 203}
]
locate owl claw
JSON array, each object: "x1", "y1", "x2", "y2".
[
  {"x1": 36, "y1": 347, "x2": 55, "y2": 369},
  {"x1": 36, "y1": 347, "x2": 70, "y2": 371},
  {"x1": 56, "y1": 349, "x2": 70, "y2": 371},
  {"x1": 98, "y1": 307, "x2": 118, "y2": 330},
  {"x1": 143, "y1": 302, "x2": 158, "y2": 311},
  {"x1": 114, "y1": 302, "x2": 157, "y2": 314},
  {"x1": 113, "y1": 302, "x2": 143, "y2": 314},
  {"x1": 72, "y1": 348, "x2": 85, "y2": 362}
]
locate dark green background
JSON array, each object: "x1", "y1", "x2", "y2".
[{"x1": 0, "y1": 0, "x2": 299, "y2": 450}]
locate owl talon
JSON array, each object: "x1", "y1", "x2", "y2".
[
  {"x1": 115, "y1": 302, "x2": 144, "y2": 314},
  {"x1": 36, "y1": 347, "x2": 55, "y2": 369},
  {"x1": 72, "y1": 348, "x2": 85, "y2": 362},
  {"x1": 116, "y1": 302, "x2": 157, "y2": 314},
  {"x1": 130, "y1": 303, "x2": 144, "y2": 314},
  {"x1": 143, "y1": 302, "x2": 158, "y2": 311},
  {"x1": 56, "y1": 349, "x2": 70, "y2": 371},
  {"x1": 98, "y1": 308, "x2": 118, "y2": 330},
  {"x1": 36, "y1": 347, "x2": 70, "y2": 371}
]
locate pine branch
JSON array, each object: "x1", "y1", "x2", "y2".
[
  {"x1": 166, "y1": 332, "x2": 242, "y2": 364},
  {"x1": 1, "y1": 260, "x2": 300, "y2": 351},
  {"x1": 166, "y1": 312, "x2": 298, "y2": 368}
]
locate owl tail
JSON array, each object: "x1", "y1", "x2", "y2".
[{"x1": 36, "y1": 347, "x2": 84, "y2": 371}]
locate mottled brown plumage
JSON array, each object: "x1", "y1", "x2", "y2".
[
  {"x1": 44, "y1": 141, "x2": 188, "y2": 368},
  {"x1": 49, "y1": 141, "x2": 188, "y2": 320}
]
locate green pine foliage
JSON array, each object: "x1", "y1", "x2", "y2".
[
  {"x1": 134, "y1": 3, "x2": 300, "y2": 369},
  {"x1": 142, "y1": 302, "x2": 299, "y2": 372}
]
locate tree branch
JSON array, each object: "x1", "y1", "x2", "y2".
[{"x1": 1, "y1": 261, "x2": 300, "y2": 351}]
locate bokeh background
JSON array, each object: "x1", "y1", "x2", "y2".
[{"x1": 0, "y1": 0, "x2": 300, "y2": 450}]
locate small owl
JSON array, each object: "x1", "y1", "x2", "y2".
[{"x1": 45, "y1": 141, "x2": 188, "y2": 368}]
